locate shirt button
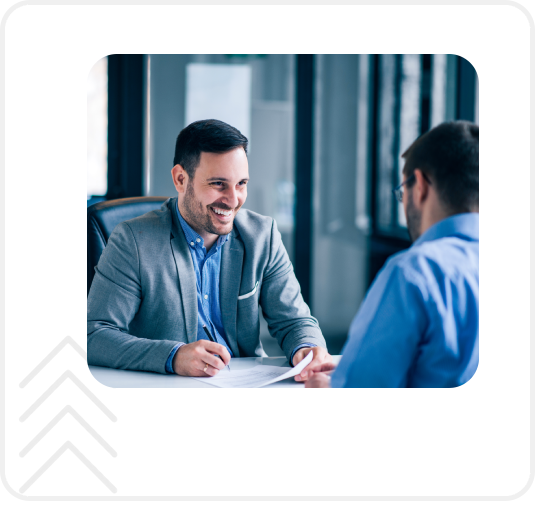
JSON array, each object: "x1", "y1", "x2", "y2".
[
  {"x1": 204, "y1": 295, "x2": 208, "y2": 300},
  {"x1": 196, "y1": 238, "x2": 200, "y2": 242},
  {"x1": 190, "y1": 242, "x2": 194, "y2": 246}
]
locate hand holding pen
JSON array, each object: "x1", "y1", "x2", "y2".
[{"x1": 202, "y1": 325, "x2": 231, "y2": 372}]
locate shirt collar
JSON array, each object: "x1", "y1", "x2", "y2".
[
  {"x1": 175, "y1": 204, "x2": 229, "y2": 250},
  {"x1": 413, "y1": 212, "x2": 479, "y2": 247}
]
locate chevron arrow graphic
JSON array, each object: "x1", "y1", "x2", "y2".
[
  {"x1": 19, "y1": 370, "x2": 116, "y2": 422},
  {"x1": 19, "y1": 336, "x2": 86, "y2": 388},
  {"x1": 19, "y1": 405, "x2": 117, "y2": 457},
  {"x1": 18, "y1": 441, "x2": 117, "y2": 494}
]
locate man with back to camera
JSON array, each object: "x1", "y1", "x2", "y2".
[
  {"x1": 305, "y1": 120, "x2": 479, "y2": 388},
  {"x1": 87, "y1": 119, "x2": 330, "y2": 378}
]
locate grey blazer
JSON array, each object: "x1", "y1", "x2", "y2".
[{"x1": 87, "y1": 198, "x2": 326, "y2": 373}]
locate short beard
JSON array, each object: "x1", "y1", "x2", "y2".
[
  {"x1": 180, "y1": 180, "x2": 237, "y2": 237},
  {"x1": 405, "y1": 190, "x2": 422, "y2": 242}
]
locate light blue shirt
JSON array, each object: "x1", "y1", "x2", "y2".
[
  {"x1": 331, "y1": 213, "x2": 479, "y2": 388},
  {"x1": 165, "y1": 208, "x2": 232, "y2": 373},
  {"x1": 166, "y1": 207, "x2": 313, "y2": 373}
]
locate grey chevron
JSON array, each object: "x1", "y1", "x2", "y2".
[
  {"x1": 20, "y1": 405, "x2": 117, "y2": 458},
  {"x1": 19, "y1": 370, "x2": 116, "y2": 422},
  {"x1": 20, "y1": 336, "x2": 86, "y2": 388},
  {"x1": 19, "y1": 441, "x2": 116, "y2": 494}
]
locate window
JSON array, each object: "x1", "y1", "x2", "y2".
[{"x1": 87, "y1": 57, "x2": 108, "y2": 202}]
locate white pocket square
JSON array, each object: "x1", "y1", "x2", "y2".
[{"x1": 238, "y1": 280, "x2": 259, "y2": 300}]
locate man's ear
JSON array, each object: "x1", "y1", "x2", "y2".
[
  {"x1": 413, "y1": 168, "x2": 430, "y2": 205},
  {"x1": 171, "y1": 164, "x2": 188, "y2": 194}
]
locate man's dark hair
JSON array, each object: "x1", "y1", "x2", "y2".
[
  {"x1": 402, "y1": 120, "x2": 479, "y2": 214},
  {"x1": 173, "y1": 119, "x2": 248, "y2": 178}
]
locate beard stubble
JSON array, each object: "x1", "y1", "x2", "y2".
[
  {"x1": 405, "y1": 190, "x2": 422, "y2": 242},
  {"x1": 180, "y1": 180, "x2": 237, "y2": 237}
]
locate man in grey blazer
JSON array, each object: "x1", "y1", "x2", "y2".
[{"x1": 87, "y1": 119, "x2": 330, "y2": 379}]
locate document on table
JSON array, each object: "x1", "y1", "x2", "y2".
[{"x1": 193, "y1": 351, "x2": 313, "y2": 388}]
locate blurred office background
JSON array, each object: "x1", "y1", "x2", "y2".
[{"x1": 87, "y1": 54, "x2": 478, "y2": 356}]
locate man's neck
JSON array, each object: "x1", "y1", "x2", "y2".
[
  {"x1": 201, "y1": 233, "x2": 219, "y2": 251},
  {"x1": 419, "y1": 196, "x2": 449, "y2": 237},
  {"x1": 177, "y1": 203, "x2": 219, "y2": 250}
]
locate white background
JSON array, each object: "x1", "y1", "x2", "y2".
[{"x1": 1, "y1": 1, "x2": 541, "y2": 505}]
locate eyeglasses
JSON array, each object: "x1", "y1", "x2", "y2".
[{"x1": 392, "y1": 173, "x2": 431, "y2": 203}]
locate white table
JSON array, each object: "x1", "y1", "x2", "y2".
[{"x1": 89, "y1": 356, "x2": 341, "y2": 388}]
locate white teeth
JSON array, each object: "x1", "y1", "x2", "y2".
[{"x1": 212, "y1": 207, "x2": 232, "y2": 217}]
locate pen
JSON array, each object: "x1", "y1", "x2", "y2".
[{"x1": 202, "y1": 324, "x2": 230, "y2": 371}]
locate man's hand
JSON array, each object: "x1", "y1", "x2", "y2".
[
  {"x1": 305, "y1": 371, "x2": 333, "y2": 388},
  {"x1": 172, "y1": 340, "x2": 231, "y2": 377},
  {"x1": 292, "y1": 346, "x2": 333, "y2": 382}
]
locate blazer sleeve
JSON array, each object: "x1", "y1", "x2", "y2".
[
  {"x1": 259, "y1": 220, "x2": 327, "y2": 359},
  {"x1": 87, "y1": 222, "x2": 181, "y2": 373}
]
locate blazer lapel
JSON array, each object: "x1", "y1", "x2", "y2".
[
  {"x1": 168, "y1": 199, "x2": 198, "y2": 343},
  {"x1": 220, "y1": 227, "x2": 244, "y2": 357}
]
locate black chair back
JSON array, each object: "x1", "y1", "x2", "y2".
[{"x1": 87, "y1": 196, "x2": 169, "y2": 294}]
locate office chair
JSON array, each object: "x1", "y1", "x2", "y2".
[{"x1": 87, "y1": 196, "x2": 169, "y2": 295}]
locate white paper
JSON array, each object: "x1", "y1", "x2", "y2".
[{"x1": 193, "y1": 350, "x2": 313, "y2": 388}]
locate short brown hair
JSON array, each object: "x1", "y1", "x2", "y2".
[{"x1": 173, "y1": 119, "x2": 248, "y2": 179}]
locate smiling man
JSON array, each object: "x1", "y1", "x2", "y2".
[{"x1": 87, "y1": 119, "x2": 329, "y2": 378}]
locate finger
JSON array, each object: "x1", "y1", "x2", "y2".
[
  {"x1": 298, "y1": 357, "x2": 324, "y2": 379},
  {"x1": 201, "y1": 352, "x2": 225, "y2": 371},
  {"x1": 294, "y1": 354, "x2": 319, "y2": 382},
  {"x1": 201, "y1": 341, "x2": 231, "y2": 364},
  {"x1": 296, "y1": 361, "x2": 335, "y2": 381},
  {"x1": 293, "y1": 347, "x2": 330, "y2": 380},
  {"x1": 305, "y1": 373, "x2": 331, "y2": 388},
  {"x1": 317, "y1": 362, "x2": 336, "y2": 373},
  {"x1": 311, "y1": 349, "x2": 331, "y2": 363},
  {"x1": 306, "y1": 369, "x2": 320, "y2": 378},
  {"x1": 292, "y1": 348, "x2": 309, "y2": 366},
  {"x1": 202, "y1": 361, "x2": 221, "y2": 377}
]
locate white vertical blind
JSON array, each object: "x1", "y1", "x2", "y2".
[
  {"x1": 397, "y1": 54, "x2": 422, "y2": 227},
  {"x1": 431, "y1": 54, "x2": 448, "y2": 128},
  {"x1": 185, "y1": 63, "x2": 252, "y2": 147},
  {"x1": 87, "y1": 57, "x2": 108, "y2": 197}
]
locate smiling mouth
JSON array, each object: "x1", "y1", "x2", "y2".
[{"x1": 211, "y1": 207, "x2": 233, "y2": 219}]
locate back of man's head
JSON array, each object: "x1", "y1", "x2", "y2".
[
  {"x1": 173, "y1": 119, "x2": 248, "y2": 178},
  {"x1": 402, "y1": 120, "x2": 479, "y2": 214}
]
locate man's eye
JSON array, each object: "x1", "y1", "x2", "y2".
[
  {"x1": 211, "y1": 182, "x2": 224, "y2": 187},
  {"x1": 238, "y1": 181, "x2": 247, "y2": 186}
]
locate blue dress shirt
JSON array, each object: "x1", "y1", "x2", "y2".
[
  {"x1": 165, "y1": 208, "x2": 232, "y2": 373},
  {"x1": 166, "y1": 206, "x2": 314, "y2": 373},
  {"x1": 331, "y1": 213, "x2": 479, "y2": 388}
]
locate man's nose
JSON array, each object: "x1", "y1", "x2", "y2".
[{"x1": 221, "y1": 186, "x2": 239, "y2": 208}]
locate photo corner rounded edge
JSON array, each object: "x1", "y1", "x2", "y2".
[
  {"x1": 0, "y1": 468, "x2": 31, "y2": 502},
  {"x1": 503, "y1": 0, "x2": 536, "y2": 34},
  {"x1": 86, "y1": 364, "x2": 119, "y2": 394},
  {"x1": 1, "y1": 1, "x2": 37, "y2": 34}
]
